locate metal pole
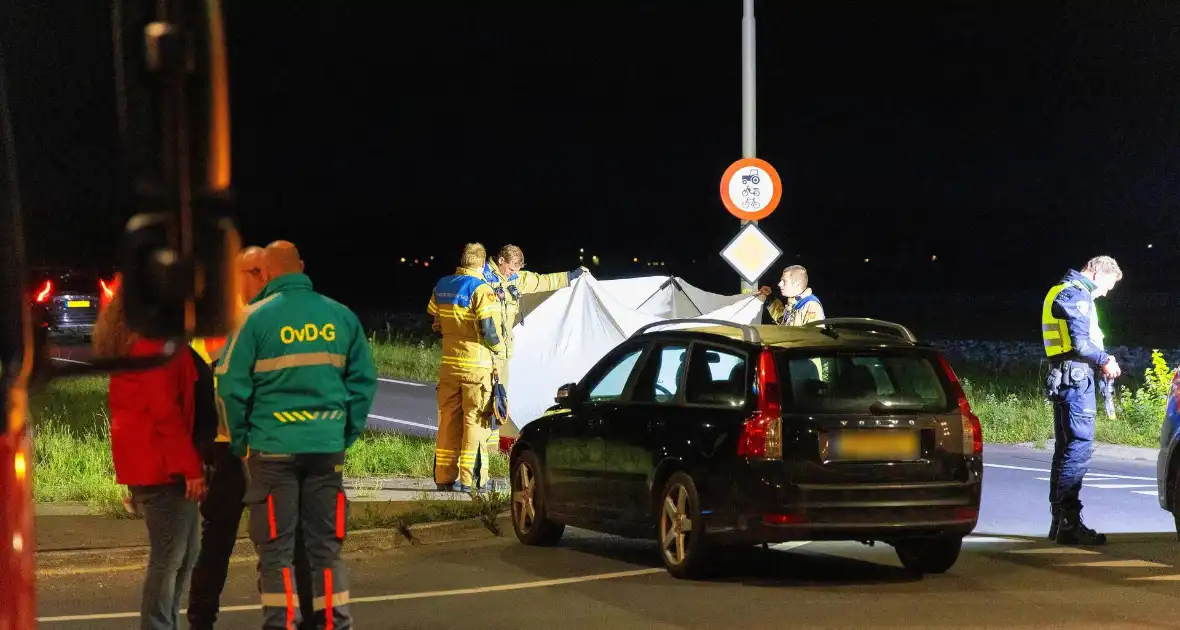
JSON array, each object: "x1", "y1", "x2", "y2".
[{"x1": 740, "y1": 0, "x2": 757, "y2": 294}]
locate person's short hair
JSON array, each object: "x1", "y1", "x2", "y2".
[
  {"x1": 497, "y1": 245, "x2": 524, "y2": 266},
  {"x1": 1082, "y1": 255, "x2": 1123, "y2": 281},
  {"x1": 781, "y1": 265, "x2": 808, "y2": 286},
  {"x1": 460, "y1": 243, "x2": 486, "y2": 269}
]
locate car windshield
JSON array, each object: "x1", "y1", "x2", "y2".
[{"x1": 773, "y1": 348, "x2": 954, "y2": 414}]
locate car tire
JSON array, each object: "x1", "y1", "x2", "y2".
[
  {"x1": 893, "y1": 536, "x2": 963, "y2": 575},
  {"x1": 510, "y1": 449, "x2": 564, "y2": 546},
  {"x1": 1171, "y1": 467, "x2": 1180, "y2": 541},
  {"x1": 658, "y1": 472, "x2": 712, "y2": 580}
]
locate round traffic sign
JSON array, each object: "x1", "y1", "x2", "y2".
[{"x1": 720, "y1": 157, "x2": 782, "y2": 221}]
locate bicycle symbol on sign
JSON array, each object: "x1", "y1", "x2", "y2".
[
  {"x1": 740, "y1": 185, "x2": 760, "y2": 197},
  {"x1": 742, "y1": 196, "x2": 761, "y2": 210},
  {"x1": 740, "y1": 169, "x2": 761, "y2": 185}
]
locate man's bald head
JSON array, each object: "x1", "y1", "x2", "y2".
[
  {"x1": 237, "y1": 246, "x2": 269, "y2": 303},
  {"x1": 265, "y1": 240, "x2": 305, "y2": 277}
]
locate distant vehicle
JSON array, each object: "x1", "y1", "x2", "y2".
[
  {"x1": 1156, "y1": 369, "x2": 1180, "y2": 538},
  {"x1": 27, "y1": 267, "x2": 115, "y2": 340},
  {"x1": 505, "y1": 318, "x2": 983, "y2": 579}
]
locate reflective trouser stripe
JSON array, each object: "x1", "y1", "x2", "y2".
[
  {"x1": 313, "y1": 589, "x2": 351, "y2": 611},
  {"x1": 282, "y1": 567, "x2": 296, "y2": 629},
  {"x1": 325, "y1": 570, "x2": 334, "y2": 630},
  {"x1": 267, "y1": 495, "x2": 278, "y2": 539}
]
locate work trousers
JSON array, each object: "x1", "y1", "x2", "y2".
[
  {"x1": 245, "y1": 451, "x2": 351, "y2": 630},
  {"x1": 435, "y1": 378, "x2": 492, "y2": 489},
  {"x1": 1048, "y1": 365, "x2": 1097, "y2": 516},
  {"x1": 188, "y1": 443, "x2": 314, "y2": 630}
]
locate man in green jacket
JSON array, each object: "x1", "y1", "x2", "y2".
[{"x1": 217, "y1": 241, "x2": 377, "y2": 630}]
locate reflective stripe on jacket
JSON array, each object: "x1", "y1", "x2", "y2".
[{"x1": 428, "y1": 267, "x2": 506, "y2": 382}]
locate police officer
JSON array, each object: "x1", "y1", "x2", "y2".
[
  {"x1": 217, "y1": 241, "x2": 378, "y2": 629},
  {"x1": 1042, "y1": 255, "x2": 1123, "y2": 545}
]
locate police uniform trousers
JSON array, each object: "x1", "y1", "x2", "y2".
[
  {"x1": 188, "y1": 443, "x2": 315, "y2": 630},
  {"x1": 245, "y1": 451, "x2": 351, "y2": 630},
  {"x1": 435, "y1": 377, "x2": 492, "y2": 489},
  {"x1": 1048, "y1": 363, "x2": 1097, "y2": 517}
]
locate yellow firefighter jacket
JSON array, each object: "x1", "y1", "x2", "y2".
[
  {"x1": 481, "y1": 259, "x2": 573, "y2": 361},
  {"x1": 428, "y1": 267, "x2": 507, "y2": 383}
]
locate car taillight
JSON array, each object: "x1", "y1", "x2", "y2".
[
  {"x1": 737, "y1": 347, "x2": 783, "y2": 459},
  {"x1": 34, "y1": 280, "x2": 52, "y2": 303},
  {"x1": 100, "y1": 278, "x2": 114, "y2": 299},
  {"x1": 499, "y1": 436, "x2": 516, "y2": 454},
  {"x1": 937, "y1": 354, "x2": 983, "y2": 456}
]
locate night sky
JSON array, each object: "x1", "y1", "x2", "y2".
[{"x1": 5, "y1": 1, "x2": 1180, "y2": 313}]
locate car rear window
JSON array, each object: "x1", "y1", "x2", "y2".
[{"x1": 773, "y1": 348, "x2": 954, "y2": 414}]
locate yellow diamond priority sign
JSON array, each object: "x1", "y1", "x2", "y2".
[{"x1": 720, "y1": 222, "x2": 782, "y2": 285}]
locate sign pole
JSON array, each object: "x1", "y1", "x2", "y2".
[{"x1": 740, "y1": 0, "x2": 757, "y2": 294}]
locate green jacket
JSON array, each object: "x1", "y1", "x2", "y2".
[{"x1": 216, "y1": 273, "x2": 378, "y2": 457}]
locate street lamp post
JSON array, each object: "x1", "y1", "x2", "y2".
[{"x1": 740, "y1": 0, "x2": 758, "y2": 294}]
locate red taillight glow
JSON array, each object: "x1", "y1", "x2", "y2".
[
  {"x1": 762, "y1": 513, "x2": 804, "y2": 525},
  {"x1": 937, "y1": 354, "x2": 983, "y2": 455},
  {"x1": 499, "y1": 436, "x2": 516, "y2": 454},
  {"x1": 34, "y1": 280, "x2": 52, "y2": 303},
  {"x1": 737, "y1": 348, "x2": 783, "y2": 459},
  {"x1": 100, "y1": 278, "x2": 114, "y2": 299},
  {"x1": 954, "y1": 507, "x2": 979, "y2": 522}
]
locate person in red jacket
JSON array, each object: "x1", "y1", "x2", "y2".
[{"x1": 93, "y1": 285, "x2": 207, "y2": 630}]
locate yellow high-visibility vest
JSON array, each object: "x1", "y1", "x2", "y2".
[{"x1": 1041, "y1": 279, "x2": 1089, "y2": 358}]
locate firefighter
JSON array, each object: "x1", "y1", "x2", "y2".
[
  {"x1": 217, "y1": 240, "x2": 377, "y2": 629},
  {"x1": 1042, "y1": 255, "x2": 1123, "y2": 546},
  {"x1": 757, "y1": 264, "x2": 825, "y2": 326},
  {"x1": 480, "y1": 244, "x2": 586, "y2": 459},
  {"x1": 429, "y1": 242, "x2": 508, "y2": 492},
  {"x1": 187, "y1": 246, "x2": 315, "y2": 630}
]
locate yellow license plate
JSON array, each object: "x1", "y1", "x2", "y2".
[
  {"x1": 66, "y1": 300, "x2": 90, "y2": 308},
  {"x1": 830, "y1": 430, "x2": 919, "y2": 462}
]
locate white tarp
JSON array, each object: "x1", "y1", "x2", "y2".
[{"x1": 505, "y1": 273, "x2": 763, "y2": 428}]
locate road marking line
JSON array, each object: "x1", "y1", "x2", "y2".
[
  {"x1": 1060, "y1": 559, "x2": 1171, "y2": 568},
  {"x1": 378, "y1": 378, "x2": 426, "y2": 387},
  {"x1": 1128, "y1": 574, "x2": 1180, "y2": 581},
  {"x1": 1133, "y1": 490, "x2": 1159, "y2": 496},
  {"x1": 1006, "y1": 547, "x2": 1102, "y2": 555},
  {"x1": 986, "y1": 463, "x2": 1156, "y2": 482},
  {"x1": 35, "y1": 567, "x2": 666, "y2": 623},
  {"x1": 1087, "y1": 484, "x2": 1158, "y2": 489},
  {"x1": 771, "y1": 541, "x2": 812, "y2": 551},
  {"x1": 368, "y1": 414, "x2": 436, "y2": 431},
  {"x1": 963, "y1": 536, "x2": 1033, "y2": 544},
  {"x1": 984, "y1": 463, "x2": 1045, "y2": 472},
  {"x1": 49, "y1": 357, "x2": 90, "y2": 365}
]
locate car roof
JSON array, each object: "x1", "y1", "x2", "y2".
[{"x1": 635, "y1": 321, "x2": 929, "y2": 350}]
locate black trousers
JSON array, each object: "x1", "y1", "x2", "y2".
[
  {"x1": 187, "y1": 444, "x2": 315, "y2": 629},
  {"x1": 245, "y1": 451, "x2": 351, "y2": 630}
]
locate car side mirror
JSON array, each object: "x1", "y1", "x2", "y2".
[{"x1": 555, "y1": 382, "x2": 584, "y2": 405}]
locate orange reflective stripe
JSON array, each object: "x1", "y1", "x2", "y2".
[
  {"x1": 336, "y1": 492, "x2": 346, "y2": 539},
  {"x1": 267, "y1": 495, "x2": 277, "y2": 539},
  {"x1": 325, "y1": 569, "x2": 334, "y2": 630},
  {"x1": 281, "y1": 567, "x2": 295, "y2": 630}
]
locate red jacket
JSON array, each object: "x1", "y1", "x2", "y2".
[{"x1": 109, "y1": 339, "x2": 203, "y2": 486}]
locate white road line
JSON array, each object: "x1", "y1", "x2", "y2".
[
  {"x1": 1133, "y1": 490, "x2": 1159, "y2": 496},
  {"x1": 368, "y1": 414, "x2": 436, "y2": 431},
  {"x1": 1086, "y1": 484, "x2": 1158, "y2": 489},
  {"x1": 771, "y1": 541, "x2": 812, "y2": 551},
  {"x1": 1006, "y1": 547, "x2": 1102, "y2": 555},
  {"x1": 378, "y1": 378, "x2": 427, "y2": 387},
  {"x1": 1061, "y1": 559, "x2": 1171, "y2": 568},
  {"x1": 35, "y1": 567, "x2": 666, "y2": 623},
  {"x1": 989, "y1": 463, "x2": 1156, "y2": 482},
  {"x1": 962, "y1": 536, "x2": 1033, "y2": 544},
  {"x1": 1129, "y1": 574, "x2": 1180, "y2": 581},
  {"x1": 49, "y1": 356, "x2": 90, "y2": 365}
]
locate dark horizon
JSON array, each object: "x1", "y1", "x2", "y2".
[{"x1": 6, "y1": 0, "x2": 1180, "y2": 312}]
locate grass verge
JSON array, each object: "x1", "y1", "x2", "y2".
[{"x1": 30, "y1": 375, "x2": 506, "y2": 516}]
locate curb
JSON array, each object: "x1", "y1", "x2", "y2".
[
  {"x1": 35, "y1": 513, "x2": 512, "y2": 577},
  {"x1": 1010, "y1": 440, "x2": 1158, "y2": 462}
]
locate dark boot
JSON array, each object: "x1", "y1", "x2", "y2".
[
  {"x1": 1048, "y1": 506, "x2": 1059, "y2": 541},
  {"x1": 1056, "y1": 510, "x2": 1106, "y2": 545}
]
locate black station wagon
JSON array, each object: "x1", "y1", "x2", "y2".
[{"x1": 507, "y1": 318, "x2": 984, "y2": 579}]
